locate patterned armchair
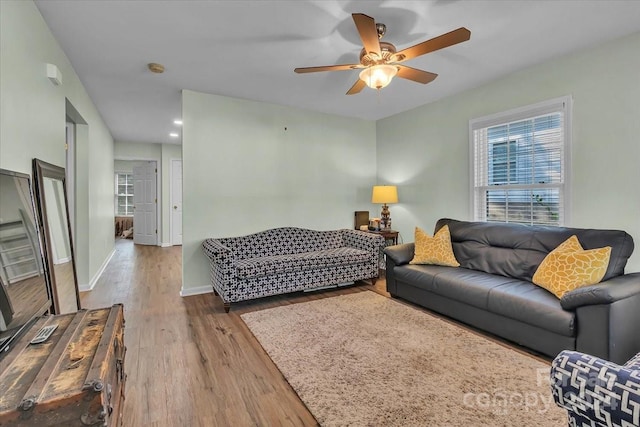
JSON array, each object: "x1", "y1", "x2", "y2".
[
  {"x1": 551, "y1": 350, "x2": 640, "y2": 427},
  {"x1": 202, "y1": 227, "x2": 384, "y2": 312}
]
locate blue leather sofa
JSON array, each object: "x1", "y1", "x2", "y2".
[{"x1": 384, "y1": 218, "x2": 640, "y2": 363}]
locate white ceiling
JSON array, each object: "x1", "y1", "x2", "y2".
[{"x1": 35, "y1": 0, "x2": 640, "y2": 146}]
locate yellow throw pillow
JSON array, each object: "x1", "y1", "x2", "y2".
[
  {"x1": 410, "y1": 225, "x2": 460, "y2": 267},
  {"x1": 552, "y1": 234, "x2": 584, "y2": 253},
  {"x1": 532, "y1": 235, "x2": 611, "y2": 299}
]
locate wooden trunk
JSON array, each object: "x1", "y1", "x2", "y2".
[{"x1": 0, "y1": 304, "x2": 126, "y2": 426}]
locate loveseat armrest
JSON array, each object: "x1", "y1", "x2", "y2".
[
  {"x1": 551, "y1": 350, "x2": 640, "y2": 426},
  {"x1": 383, "y1": 243, "x2": 415, "y2": 266},
  {"x1": 560, "y1": 272, "x2": 640, "y2": 310},
  {"x1": 202, "y1": 239, "x2": 238, "y2": 303},
  {"x1": 202, "y1": 238, "x2": 235, "y2": 264},
  {"x1": 341, "y1": 229, "x2": 385, "y2": 253}
]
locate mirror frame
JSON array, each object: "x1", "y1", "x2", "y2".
[{"x1": 32, "y1": 159, "x2": 80, "y2": 314}]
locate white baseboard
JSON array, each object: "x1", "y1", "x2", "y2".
[
  {"x1": 160, "y1": 242, "x2": 172, "y2": 247},
  {"x1": 79, "y1": 248, "x2": 115, "y2": 292},
  {"x1": 180, "y1": 285, "x2": 212, "y2": 297}
]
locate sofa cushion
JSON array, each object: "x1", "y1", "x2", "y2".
[
  {"x1": 431, "y1": 269, "x2": 523, "y2": 311},
  {"x1": 236, "y1": 247, "x2": 370, "y2": 279},
  {"x1": 395, "y1": 265, "x2": 520, "y2": 311},
  {"x1": 410, "y1": 225, "x2": 460, "y2": 267},
  {"x1": 394, "y1": 264, "x2": 575, "y2": 337},
  {"x1": 532, "y1": 235, "x2": 611, "y2": 299},
  {"x1": 487, "y1": 281, "x2": 575, "y2": 337}
]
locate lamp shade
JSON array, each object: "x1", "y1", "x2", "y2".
[
  {"x1": 372, "y1": 185, "x2": 398, "y2": 204},
  {"x1": 359, "y1": 64, "x2": 398, "y2": 90}
]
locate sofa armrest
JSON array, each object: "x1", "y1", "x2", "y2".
[
  {"x1": 202, "y1": 239, "x2": 238, "y2": 301},
  {"x1": 560, "y1": 272, "x2": 640, "y2": 310},
  {"x1": 341, "y1": 229, "x2": 385, "y2": 254},
  {"x1": 202, "y1": 238, "x2": 234, "y2": 264},
  {"x1": 383, "y1": 243, "x2": 415, "y2": 266},
  {"x1": 551, "y1": 350, "x2": 640, "y2": 426}
]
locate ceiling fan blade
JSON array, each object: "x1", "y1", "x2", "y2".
[
  {"x1": 352, "y1": 13, "x2": 382, "y2": 58},
  {"x1": 396, "y1": 65, "x2": 438, "y2": 84},
  {"x1": 294, "y1": 64, "x2": 362, "y2": 73},
  {"x1": 346, "y1": 79, "x2": 366, "y2": 95},
  {"x1": 393, "y1": 27, "x2": 471, "y2": 62}
]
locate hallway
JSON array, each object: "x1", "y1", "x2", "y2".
[{"x1": 80, "y1": 239, "x2": 372, "y2": 426}]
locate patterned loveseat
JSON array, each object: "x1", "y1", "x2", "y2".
[
  {"x1": 551, "y1": 350, "x2": 640, "y2": 426},
  {"x1": 202, "y1": 227, "x2": 384, "y2": 312}
]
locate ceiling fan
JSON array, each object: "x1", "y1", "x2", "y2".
[{"x1": 294, "y1": 13, "x2": 471, "y2": 95}]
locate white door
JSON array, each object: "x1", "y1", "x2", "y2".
[
  {"x1": 133, "y1": 161, "x2": 157, "y2": 245},
  {"x1": 170, "y1": 159, "x2": 183, "y2": 245}
]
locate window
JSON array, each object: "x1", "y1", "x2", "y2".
[
  {"x1": 115, "y1": 173, "x2": 134, "y2": 216},
  {"x1": 491, "y1": 140, "x2": 517, "y2": 185},
  {"x1": 470, "y1": 96, "x2": 571, "y2": 226}
]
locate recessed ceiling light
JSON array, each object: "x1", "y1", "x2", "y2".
[
  {"x1": 169, "y1": 133, "x2": 179, "y2": 137},
  {"x1": 173, "y1": 119, "x2": 183, "y2": 125}
]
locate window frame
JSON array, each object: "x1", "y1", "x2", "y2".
[
  {"x1": 114, "y1": 172, "x2": 134, "y2": 217},
  {"x1": 469, "y1": 95, "x2": 572, "y2": 226}
]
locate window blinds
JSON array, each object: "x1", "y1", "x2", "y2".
[{"x1": 471, "y1": 96, "x2": 571, "y2": 226}]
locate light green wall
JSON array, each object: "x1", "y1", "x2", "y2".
[
  {"x1": 114, "y1": 160, "x2": 134, "y2": 174},
  {"x1": 4, "y1": 0, "x2": 638, "y2": 292},
  {"x1": 377, "y1": 31, "x2": 640, "y2": 272},
  {"x1": 182, "y1": 91, "x2": 376, "y2": 293},
  {"x1": 114, "y1": 141, "x2": 182, "y2": 245},
  {"x1": 0, "y1": 0, "x2": 115, "y2": 289},
  {"x1": 114, "y1": 141, "x2": 162, "y2": 160},
  {"x1": 1, "y1": 1, "x2": 62, "y2": 174}
]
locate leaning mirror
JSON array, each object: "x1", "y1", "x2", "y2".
[
  {"x1": 32, "y1": 159, "x2": 80, "y2": 314},
  {"x1": 0, "y1": 168, "x2": 51, "y2": 353}
]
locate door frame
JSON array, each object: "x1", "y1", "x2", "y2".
[
  {"x1": 169, "y1": 158, "x2": 182, "y2": 246},
  {"x1": 65, "y1": 121, "x2": 75, "y2": 245},
  {"x1": 114, "y1": 156, "x2": 161, "y2": 246}
]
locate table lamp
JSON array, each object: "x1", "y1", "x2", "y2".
[{"x1": 372, "y1": 185, "x2": 398, "y2": 230}]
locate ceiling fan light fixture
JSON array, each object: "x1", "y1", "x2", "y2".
[
  {"x1": 294, "y1": 13, "x2": 470, "y2": 95},
  {"x1": 359, "y1": 64, "x2": 398, "y2": 90}
]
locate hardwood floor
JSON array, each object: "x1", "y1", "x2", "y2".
[
  {"x1": 81, "y1": 239, "x2": 387, "y2": 426},
  {"x1": 4, "y1": 274, "x2": 49, "y2": 329}
]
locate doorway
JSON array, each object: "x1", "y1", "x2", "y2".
[{"x1": 114, "y1": 160, "x2": 159, "y2": 246}]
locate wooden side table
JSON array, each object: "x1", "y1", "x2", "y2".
[
  {"x1": 365, "y1": 229, "x2": 399, "y2": 245},
  {"x1": 364, "y1": 229, "x2": 399, "y2": 271}
]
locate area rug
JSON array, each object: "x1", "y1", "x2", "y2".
[{"x1": 241, "y1": 291, "x2": 567, "y2": 426}]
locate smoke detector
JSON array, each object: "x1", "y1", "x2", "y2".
[{"x1": 148, "y1": 63, "x2": 165, "y2": 73}]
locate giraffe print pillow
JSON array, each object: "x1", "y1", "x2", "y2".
[
  {"x1": 533, "y1": 235, "x2": 611, "y2": 299},
  {"x1": 409, "y1": 225, "x2": 460, "y2": 267}
]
